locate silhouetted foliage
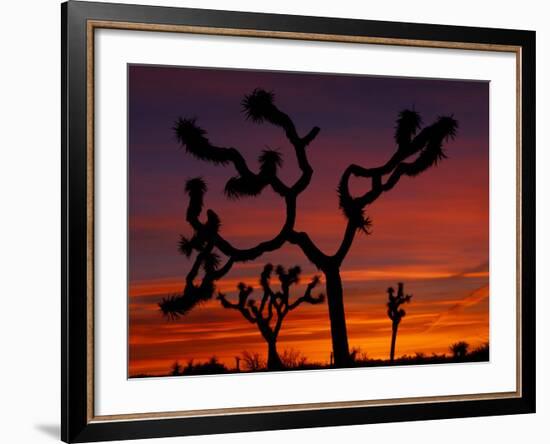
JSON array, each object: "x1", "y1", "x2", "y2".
[
  {"x1": 179, "y1": 357, "x2": 228, "y2": 375},
  {"x1": 349, "y1": 346, "x2": 369, "y2": 363},
  {"x1": 468, "y1": 342, "x2": 489, "y2": 361},
  {"x1": 159, "y1": 341, "x2": 489, "y2": 377},
  {"x1": 240, "y1": 351, "x2": 265, "y2": 371},
  {"x1": 387, "y1": 283, "x2": 413, "y2": 362},
  {"x1": 171, "y1": 361, "x2": 183, "y2": 376},
  {"x1": 158, "y1": 178, "x2": 232, "y2": 318},
  {"x1": 347, "y1": 342, "x2": 489, "y2": 368},
  {"x1": 218, "y1": 264, "x2": 324, "y2": 370},
  {"x1": 280, "y1": 349, "x2": 308, "y2": 368},
  {"x1": 450, "y1": 341, "x2": 470, "y2": 360},
  {"x1": 163, "y1": 88, "x2": 458, "y2": 367}
]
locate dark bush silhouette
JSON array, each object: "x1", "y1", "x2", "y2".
[
  {"x1": 450, "y1": 341, "x2": 469, "y2": 360},
  {"x1": 170, "y1": 360, "x2": 183, "y2": 376},
  {"x1": 468, "y1": 342, "x2": 489, "y2": 361},
  {"x1": 171, "y1": 357, "x2": 228, "y2": 376},
  {"x1": 387, "y1": 283, "x2": 413, "y2": 363},
  {"x1": 159, "y1": 88, "x2": 458, "y2": 367},
  {"x1": 240, "y1": 351, "x2": 265, "y2": 371},
  {"x1": 279, "y1": 349, "x2": 308, "y2": 368},
  {"x1": 218, "y1": 264, "x2": 324, "y2": 370},
  {"x1": 163, "y1": 341, "x2": 489, "y2": 377},
  {"x1": 350, "y1": 346, "x2": 369, "y2": 363}
]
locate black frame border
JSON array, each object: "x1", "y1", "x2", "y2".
[{"x1": 62, "y1": 1, "x2": 536, "y2": 442}]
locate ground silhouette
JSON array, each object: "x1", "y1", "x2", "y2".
[{"x1": 130, "y1": 342, "x2": 490, "y2": 378}]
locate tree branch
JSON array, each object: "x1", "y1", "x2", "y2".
[
  {"x1": 287, "y1": 275, "x2": 324, "y2": 311},
  {"x1": 218, "y1": 285, "x2": 257, "y2": 324},
  {"x1": 288, "y1": 230, "x2": 327, "y2": 268},
  {"x1": 175, "y1": 117, "x2": 291, "y2": 198},
  {"x1": 333, "y1": 220, "x2": 357, "y2": 266},
  {"x1": 174, "y1": 96, "x2": 457, "y2": 323},
  {"x1": 333, "y1": 113, "x2": 458, "y2": 266},
  {"x1": 258, "y1": 264, "x2": 275, "y2": 314}
]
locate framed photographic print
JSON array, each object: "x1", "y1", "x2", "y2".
[{"x1": 61, "y1": 1, "x2": 536, "y2": 442}]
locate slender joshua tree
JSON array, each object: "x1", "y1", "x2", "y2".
[
  {"x1": 159, "y1": 88, "x2": 458, "y2": 367},
  {"x1": 217, "y1": 264, "x2": 324, "y2": 370},
  {"x1": 387, "y1": 282, "x2": 413, "y2": 363}
]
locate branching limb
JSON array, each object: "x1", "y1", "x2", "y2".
[
  {"x1": 241, "y1": 89, "x2": 320, "y2": 195},
  {"x1": 159, "y1": 217, "x2": 234, "y2": 319},
  {"x1": 176, "y1": 89, "x2": 325, "y2": 273},
  {"x1": 158, "y1": 245, "x2": 228, "y2": 319},
  {"x1": 287, "y1": 275, "x2": 325, "y2": 311},
  {"x1": 334, "y1": 113, "x2": 458, "y2": 265},
  {"x1": 218, "y1": 287, "x2": 256, "y2": 324},
  {"x1": 288, "y1": 230, "x2": 327, "y2": 268},
  {"x1": 258, "y1": 264, "x2": 275, "y2": 314},
  {"x1": 175, "y1": 117, "x2": 290, "y2": 198},
  {"x1": 217, "y1": 263, "x2": 326, "y2": 341}
]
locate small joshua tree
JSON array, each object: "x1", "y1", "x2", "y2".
[
  {"x1": 387, "y1": 282, "x2": 413, "y2": 363},
  {"x1": 218, "y1": 264, "x2": 324, "y2": 370},
  {"x1": 159, "y1": 88, "x2": 457, "y2": 367}
]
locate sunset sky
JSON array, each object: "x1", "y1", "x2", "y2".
[{"x1": 128, "y1": 65, "x2": 489, "y2": 376}]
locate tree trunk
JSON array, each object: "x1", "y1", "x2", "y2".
[
  {"x1": 267, "y1": 340, "x2": 283, "y2": 370},
  {"x1": 323, "y1": 266, "x2": 350, "y2": 367},
  {"x1": 390, "y1": 322, "x2": 398, "y2": 363}
]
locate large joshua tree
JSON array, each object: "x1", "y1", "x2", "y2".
[
  {"x1": 387, "y1": 282, "x2": 413, "y2": 363},
  {"x1": 159, "y1": 88, "x2": 458, "y2": 367},
  {"x1": 218, "y1": 264, "x2": 324, "y2": 370}
]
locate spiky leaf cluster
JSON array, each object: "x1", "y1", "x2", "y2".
[
  {"x1": 241, "y1": 89, "x2": 276, "y2": 123},
  {"x1": 406, "y1": 116, "x2": 458, "y2": 176},
  {"x1": 202, "y1": 251, "x2": 221, "y2": 274},
  {"x1": 275, "y1": 265, "x2": 301, "y2": 287},
  {"x1": 395, "y1": 109, "x2": 422, "y2": 148},
  {"x1": 224, "y1": 174, "x2": 267, "y2": 199},
  {"x1": 336, "y1": 191, "x2": 373, "y2": 235},
  {"x1": 259, "y1": 149, "x2": 283, "y2": 176},
  {"x1": 174, "y1": 118, "x2": 231, "y2": 165},
  {"x1": 178, "y1": 235, "x2": 199, "y2": 257},
  {"x1": 159, "y1": 281, "x2": 215, "y2": 319}
]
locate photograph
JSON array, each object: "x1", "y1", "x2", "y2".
[{"x1": 128, "y1": 65, "x2": 490, "y2": 378}]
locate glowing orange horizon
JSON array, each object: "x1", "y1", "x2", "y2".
[{"x1": 129, "y1": 270, "x2": 489, "y2": 376}]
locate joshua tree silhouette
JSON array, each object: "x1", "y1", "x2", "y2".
[
  {"x1": 218, "y1": 264, "x2": 324, "y2": 370},
  {"x1": 387, "y1": 283, "x2": 413, "y2": 363},
  {"x1": 159, "y1": 88, "x2": 458, "y2": 367}
]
